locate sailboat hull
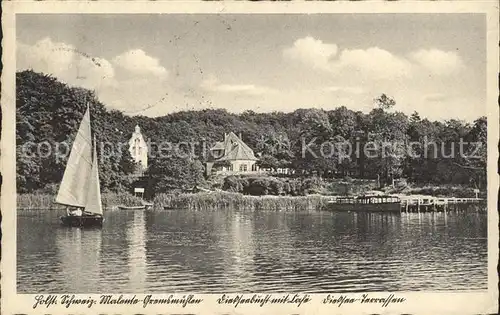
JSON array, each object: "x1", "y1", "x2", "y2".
[{"x1": 60, "y1": 214, "x2": 104, "y2": 227}]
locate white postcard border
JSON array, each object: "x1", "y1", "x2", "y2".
[{"x1": 2, "y1": 1, "x2": 498, "y2": 314}]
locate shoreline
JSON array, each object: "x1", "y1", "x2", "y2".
[
  {"x1": 17, "y1": 186, "x2": 486, "y2": 212},
  {"x1": 17, "y1": 192, "x2": 333, "y2": 212}
]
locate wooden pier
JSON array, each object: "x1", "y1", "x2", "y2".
[{"x1": 400, "y1": 196, "x2": 486, "y2": 213}]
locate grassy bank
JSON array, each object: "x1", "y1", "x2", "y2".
[
  {"x1": 384, "y1": 184, "x2": 484, "y2": 198},
  {"x1": 17, "y1": 192, "x2": 145, "y2": 210},
  {"x1": 153, "y1": 191, "x2": 331, "y2": 211}
]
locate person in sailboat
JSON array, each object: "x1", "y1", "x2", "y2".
[{"x1": 66, "y1": 206, "x2": 83, "y2": 216}]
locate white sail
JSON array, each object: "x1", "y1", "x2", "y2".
[
  {"x1": 55, "y1": 105, "x2": 92, "y2": 208},
  {"x1": 85, "y1": 138, "x2": 103, "y2": 215}
]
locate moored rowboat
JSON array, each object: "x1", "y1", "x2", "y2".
[{"x1": 118, "y1": 205, "x2": 146, "y2": 210}]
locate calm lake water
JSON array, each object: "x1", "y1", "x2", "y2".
[{"x1": 17, "y1": 209, "x2": 487, "y2": 293}]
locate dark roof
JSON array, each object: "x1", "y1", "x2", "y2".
[
  {"x1": 211, "y1": 142, "x2": 225, "y2": 150},
  {"x1": 211, "y1": 132, "x2": 257, "y2": 161}
]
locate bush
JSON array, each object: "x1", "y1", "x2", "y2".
[
  {"x1": 323, "y1": 179, "x2": 378, "y2": 196},
  {"x1": 269, "y1": 177, "x2": 285, "y2": 195},
  {"x1": 343, "y1": 175, "x2": 353, "y2": 182},
  {"x1": 244, "y1": 178, "x2": 270, "y2": 195},
  {"x1": 301, "y1": 177, "x2": 323, "y2": 195},
  {"x1": 223, "y1": 175, "x2": 249, "y2": 193},
  {"x1": 394, "y1": 178, "x2": 409, "y2": 189},
  {"x1": 219, "y1": 175, "x2": 327, "y2": 196}
]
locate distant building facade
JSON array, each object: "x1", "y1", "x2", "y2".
[
  {"x1": 206, "y1": 132, "x2": 259, "y2": 175},
  {"x1": 129, "y1": 125, "x2": 148, "y2": 171}
]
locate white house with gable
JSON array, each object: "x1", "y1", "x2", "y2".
[{"x1": 206, "y1": 132, "x2": 259, "y2": 175}]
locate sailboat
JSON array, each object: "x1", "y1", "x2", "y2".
[{"x1": 56, "y1": 104, "x2": 104, "y2": 227}]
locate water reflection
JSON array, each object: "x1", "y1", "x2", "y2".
[
  {"x1": 17, "y1": 210, "x2": 488, "y2": 293},
  {"x1": 127, "y1": 210, "x2": 146, "y2": 292},
  {"x1": 232, "y1": 212, "x2": 254, "y2": 289},
  {"x1": 55, "y1": 227, "x2": 102, "y2": 293}
]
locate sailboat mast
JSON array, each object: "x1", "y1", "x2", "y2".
[{"x1": 84, "y1": 117, "x2": 104, "y2": 216}]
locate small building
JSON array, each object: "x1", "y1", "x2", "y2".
[
  {"x1": 129, "y1": 125, "x2": 148, "y2": 172},
  {"x1": 206, "y1": 132, "x2": 259, "y2": 175}
]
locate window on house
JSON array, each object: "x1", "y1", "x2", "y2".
[{"x1": 240, "y1": 164, "x2": 248, "y2": 172}]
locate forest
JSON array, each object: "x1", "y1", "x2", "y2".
[{"x1": 16, "y1": 70, "x2": 487, "y2": 196}]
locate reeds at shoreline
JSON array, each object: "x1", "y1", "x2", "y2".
[
  {"x1": 153, "y1": 191, "x2": 331, "y2": 211},
  {"x1": 17, "y1": 191, "x2": 331, "y2": 211},
  {"x1": 17, "y1": 192, "x2": 145, "y2": 210},
  {"x1": 17, "y1": 194, "x2": 62, "y2": 210}
]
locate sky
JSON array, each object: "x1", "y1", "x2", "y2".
[{"x1": 16, "y1": 14, "x2": 486, "y2": 122}]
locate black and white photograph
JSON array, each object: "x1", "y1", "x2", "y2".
[{"x1": 1, "y1": 3, "x2": 498, "y2": 315}]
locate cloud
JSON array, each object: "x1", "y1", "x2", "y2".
[
  {"x1": 200, "y1": 75, "x2": 276, "y2": 96},
  {"x1": 112, "y1": 49, "x2": 168, "y2": 78},
  {"x1": 410, "y1": 49, "x2": 464, "y2": 75},
  {"x1": 283, "y1": 36, "x2": 338, "y2": 71},
  {"x1": 323, "y1": 86, "x2": 366, "y2": 95},
  {"x1": 423, "y1": 93, "x2": 449, "y2": 102},
  {"x1": 334, "y1": 47, "x2": 412, "y2": 79},
  {"x1": 283, "y1": 37, "x2": 411, "y2": 79},
  {"x1": 283, "y1": 37, "x2": 466, "y2": 80},
  {"x1": 17, "y1": 38, "x2": 175, "y2": 114},
  {"x1": 17, "y1": 38, "x2": 116, "y2": 89}
]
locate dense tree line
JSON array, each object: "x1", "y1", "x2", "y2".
[
  {"x1": 16, "y1": 70, "x2": 487, "y2": 195},
  {"x1": 16, "y1": 71, "x2": 137, "y2": 193}
]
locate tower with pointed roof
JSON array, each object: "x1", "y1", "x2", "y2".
[{"x1": 128, "y1": 125, "x2": 148, "y2": 172}]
